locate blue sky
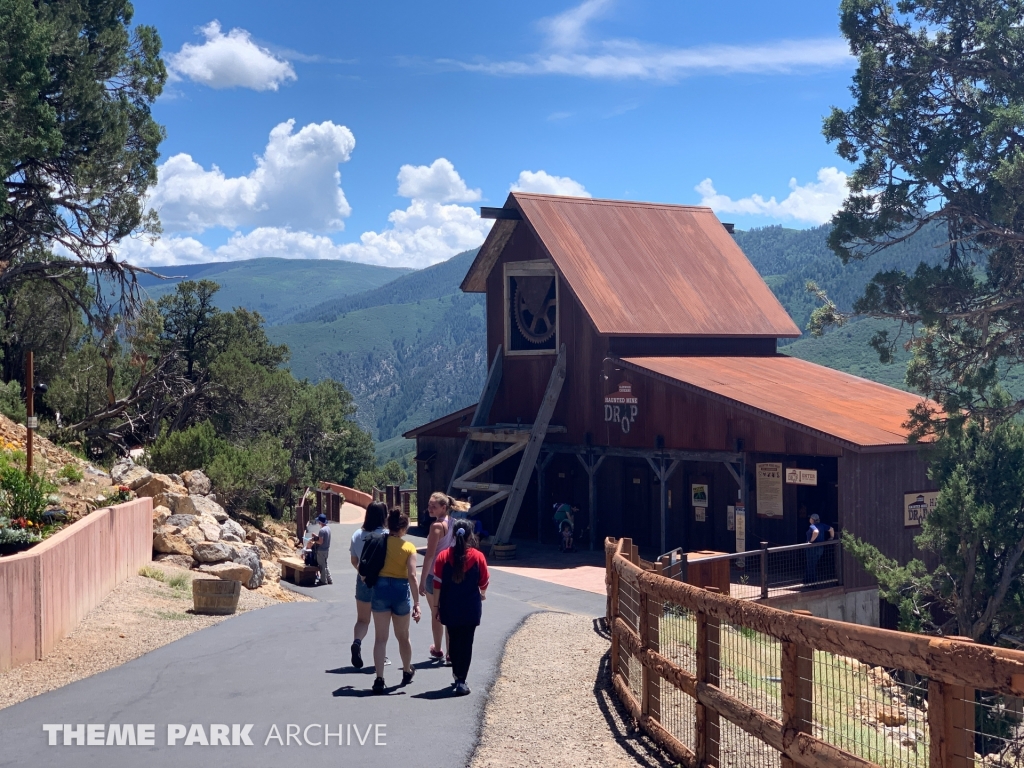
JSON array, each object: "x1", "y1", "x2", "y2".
[{"x1": 125, "y1": 0, "x2": 858, "y2": 268}]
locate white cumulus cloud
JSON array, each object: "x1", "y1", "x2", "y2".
[
  {"x1": 151, "y1": 119, "x2": 355, "y2": 234},
  {"x1": 511, "y1": 170, "x2": 590, "y2": 197},
  {"x1": 397, "y1": 158, "x2": 482, "y2": 203},
  {"x1": 695, "y1": 168, "x2": 849, "y2": 225},
  {"x1": 128, "y1": 158, "x2": 492, "y2": 269},
  {"x1": 336, "y1": 159, "x2": 492, "y2": 268},
  {"x1": 167, "y1": 21, "x2": 296, "y2": 91}
]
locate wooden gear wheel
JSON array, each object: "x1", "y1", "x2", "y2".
[{"x1": 512, "y1": 276, "x2": 557, "y2": 344}]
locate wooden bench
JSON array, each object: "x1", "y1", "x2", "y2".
[{"x1": 279, "y1": 556, "x2": 319, "y2": 586}]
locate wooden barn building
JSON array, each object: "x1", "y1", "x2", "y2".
[{"x1": 405, "y1": 193, "x2": 936, "y2": 613}]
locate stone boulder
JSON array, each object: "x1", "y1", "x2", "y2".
[
  {"x1": 181, "y1": 469, "x2": 212, "y2": 496},
  {"x1": 134, "y1": 474, "x2": 188, "y2": 500},
  {"x1": 168, "y1": 473, "x2": 183, "y2": 487},
  {"x1": 192, "y1": 541, "x2": 234, "y2": 564},
  {"x1": 164, "y1": 513, "x2": 198, "y2": 530},
  {"x1": 152, "y1": 505, "x2": 171, "y2": 527},
  {"x1": 166, "y1": 493, "x2": 228, "y2": 523},
  {"x1": 219, "y1": 518, "x2": 246, "y2": 542},
  {"x1": 246, "y1": 529, "x2": 292, "y2": 559},
  {"x1": 110, "y1": 458, "x2": 136, "y2": 485},
  {"x1": 230, "y1": 545, "x2": 265, "y2": 589},
  {"x1": 153, "y1": 553, "x2": 196, "y2": 569},
  {"x1": 876, "y1": 706, "x2": 908, "y2": 727},
  {"x1": 153, "y1": 526, "x2": 192, "y2": 556},
  {"x1": 197, "y1": 521, "x2": 221, "y2": 542},
  {"x1": 120, "y1": 465, "x2": 153, "y2": 491},
  {"x1": 180, "y1": 525, "x2": 206, "y2": 549},
  {"x1": 197, "y1": 561, "x2": 253, "y2": 583}
]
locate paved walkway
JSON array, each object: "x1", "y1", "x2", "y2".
[{"x1": 0, "y1": 522, "x2": 603, "y2": 767}]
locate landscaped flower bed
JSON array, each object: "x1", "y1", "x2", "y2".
[{"x1": 0, "y1": 447, "x2": 62, "y2": 555}]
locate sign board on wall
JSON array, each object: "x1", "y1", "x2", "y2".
[
  {"x1": 756, "y1": 463, "x2": 784, "y2": 518},
  {"x1": 735, "y1": 503, "x2": 746, "y2": 562},
  {"x1": 694, "y1": 506, "x2": 706, "y2": 522},
  {"x1": 785, "y1": 468, "x2": 818, "y2": 486},
  {"x1": 691, "y1": 484, "x2": 709, "y2": 508},
  {"x1": 727, "y1": 505, "x2": 735, "y2": 531},
  {"x1": 904, "y1": 491, "x2": 939, "y2": 527},
  {"x1": 604, "y1": 381, "x2": 638, "y2": 434}
]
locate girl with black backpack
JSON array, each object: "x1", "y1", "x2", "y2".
[{"x1": 430, "y1": 519, "x2": 489, "y2": 696}]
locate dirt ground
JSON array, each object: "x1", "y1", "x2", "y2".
[
  {"x1": 470, "y1": 612, "x2": 674, "y2": 768},
  {"x1": 0, "y1": 563, "x2": 311, "y2": 710}
]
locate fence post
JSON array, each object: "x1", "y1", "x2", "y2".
[
  {"x1": 617, "y1": 538, "x2": 633, "y2": 691},
  {"x1": 760, "y1": 541, "x2": 769, "y2": 600},
  {"x1": 639, "y1": 558, "x2": 662, "y2": 723},
  {"x1": 928, "y1": 637, "x2": 975, "y2": 768},
  {"x1": 781, "y1": 609, "x2": 814, "y2": 768},
  {"x1": 696, "y1": 585, "x2": 721, "y2": 767}
]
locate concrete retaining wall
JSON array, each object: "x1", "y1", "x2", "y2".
[
  {"x1": 765, "y1": 586, "x2": 879, "y2": 627},
  {"x1": 0, "y1": 498, "x2": 153, "y2": 672}
]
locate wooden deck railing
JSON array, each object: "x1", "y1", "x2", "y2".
[{"x1": 606, "y1": 537, "x2": 1024, "y2": 768}]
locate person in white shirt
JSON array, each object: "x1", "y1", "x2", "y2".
[{"x1": 349, "y1": 501, "x2": 388, "y2": 669}]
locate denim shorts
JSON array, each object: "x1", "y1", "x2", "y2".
[
  {"x1": 355, "y1": 575, "x2": 372, "y2": 603},
  {"x1": 425, "y1": 576, "x2": 435, "y2": 596},
  {"x1": 371, "y1": 576, "x2": 411, "y2": 616}
]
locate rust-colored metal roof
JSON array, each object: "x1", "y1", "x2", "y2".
[
  {"x1": 621, "y1": 356, "x2": 937, "y2": 448},
  {"x1": 464, "y1": 193, "x2": 801, "y2": 338}
]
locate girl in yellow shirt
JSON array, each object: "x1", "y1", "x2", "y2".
[{"x1": 369, "y1": 508, "x2": 421, "y2": 693}]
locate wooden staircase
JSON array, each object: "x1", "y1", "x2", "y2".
[{"x1": 449, "y1": 344, "x2": 567, "y2": 548}]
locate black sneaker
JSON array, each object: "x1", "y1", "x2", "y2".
[
  {"x1": 351, "y1": 641, "x2": 363, "y2": 669},
  {"x1": 401, "y1": 667, "x2": 415, "y2": 685},
  {"x1": 454, "y1": 680, "x2": 471, "y2": 696},
  {"x1": 372, "y1": 677, "x2": 385, "y2": 695}
]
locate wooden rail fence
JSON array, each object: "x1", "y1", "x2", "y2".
[{"x1": 606, "y1": 537, "x2": 1024, "y2": 768}]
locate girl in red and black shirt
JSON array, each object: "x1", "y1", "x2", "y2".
[{"x1": 431, "y1": 519, "x2": 489, "y2": 696}]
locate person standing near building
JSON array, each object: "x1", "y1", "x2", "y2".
[
  {"x1": 432, "y1": 519, "x2": 489, "y2": 696},
  {"x1": 349, "y1": 501, "x2": 388, "y2": 668},
  {"x1": 804, "y1": 512, "x2": 822, "y2": 584},
  {"x1": 310, "y1": 513, "x2": 333, "y2": 586},
  {"x1": 419, "y1": 492, "x2": 456, "y2": 662}
]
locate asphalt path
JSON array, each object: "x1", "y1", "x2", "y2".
[{"x1": 0, "y1": 522, "x2": 604, "y2": 767}]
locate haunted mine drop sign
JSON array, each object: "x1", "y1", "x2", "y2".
[{"x1": 605, "y1": 381, "x2": 638, "y2": 434}]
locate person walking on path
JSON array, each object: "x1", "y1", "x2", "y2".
[
  {"x1": 370, "y1": 508, "x2": 421, "y2": 694},
  {"x1": 311, "y1": 513, "x2": 333, "y2": 586},
  {"x1": 431, "y1": 519, "x2": 489, "y2": 696},
  {"x1": 349, "y1": 501, "x2": 388, "y2": 669},
  {"x1": 419, "y1": 491, "x2": 457, "y2": 662}
]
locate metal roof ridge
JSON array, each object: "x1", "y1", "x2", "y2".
[{"x1": 512, "y1": 191, "x2": 714, "y2": 211}]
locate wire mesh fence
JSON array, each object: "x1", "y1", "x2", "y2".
[
  {"x1": 607, "y1": 536, "x2": 1024, "y2": 768},
  {"x1": 953, "y1": 689, "x2": 1024, "y2": 766},
  {"x1": 809, "y1": 651, "x2": 930, "y2": 767}
]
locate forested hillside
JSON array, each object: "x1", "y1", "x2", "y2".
[{"x1": 138, "y1": 258, "x2": 409, "y2": 326}]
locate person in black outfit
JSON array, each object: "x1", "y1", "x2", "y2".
[{"x1": 430, "y1": 519, "x2": 489, "y2": 696}]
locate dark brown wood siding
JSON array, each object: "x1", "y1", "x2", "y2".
[{"x1": 838, "y1": 450, "x2": 936, "y2": 589}]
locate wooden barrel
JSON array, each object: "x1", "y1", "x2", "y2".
[
  {"x1": 492, "y1": 544, "x2": 517, "y2": 561},
  {"x1": 192, "y1": 578, "x2": 241, "y2": 615}
]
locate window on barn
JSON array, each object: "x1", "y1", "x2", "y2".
[{"x1": 504, "y1": 261, "x2": 558, "y2": 354}]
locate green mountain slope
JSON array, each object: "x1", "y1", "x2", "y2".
[
  {"x1": 137, "y1": 258, "x2": 410, "y2": 325},
  {"x1": 267, "y1": 266, "x2": 486, "y2": 440}
]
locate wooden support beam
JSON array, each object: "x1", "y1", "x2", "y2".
[
  {"x1": 466, "y1": 490, "x2": 509, "y2": 517},
  {"x1": 491, "y1": 344, "x2": 567, "y2": 549},
  {"x1": 448, "y1": 346, "x2": 503, "y2": 494},
  {"x1": 647, "y1": 456, "x2": 680, "y2": 554},
  {"x1": 456, "y1": 481, "x2": 513, "y2": 493},
  {"x1": 536, "y1": 452, "x2": 554, "y2": 543},
  {"x1": 454, "y1": 440, "x2": 526, "y2": 484},
  {"x1": 577, "y1": 452, "x2": 606, "y2": 550}
]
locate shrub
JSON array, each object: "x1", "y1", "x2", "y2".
[
  {"x1": 145, "y1": 421, "x2": 225, "y2": 475},
  {"x1": 0, "y1": 526, "x2": 41, "y2": 546},
  {"x1": 206, "y1": 436, "x2": 290, "y2": 515},
  {"x1": 57, "y1": 464, "x2": 84, "y2": 484},
  {"x1": 353, "y1": 460, "x2": 408, "y2": 493},
  {"x1": 0, "y1": 466, "x2": 56, "y2": 524},
  {"x1": 0, "y1": 380, "x2": 26, "y2": 423},
  {"x1": 139, "y1": 565, "x2": 167, "y2": 581}
]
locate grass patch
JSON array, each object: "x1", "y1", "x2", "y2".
[
  {"x1": 57, "y1": 463, "x2": 84, "y2": 483},
  {"x1": 167, "y1": 572, "x2": 192, "y2": 591},
  {"x1": 138, "y1": 565, "x2": 167, "y2": 582}
]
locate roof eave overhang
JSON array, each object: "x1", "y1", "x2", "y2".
[
  {"x1": 403, "y1": 403, "x2": 478, "y2": 439},
  {"x1": 614, "y1": 357, "x2": 926, "y2": 454},
  {"x1": 460, "y1": 194, "x2": 522, "y2": 293}
]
